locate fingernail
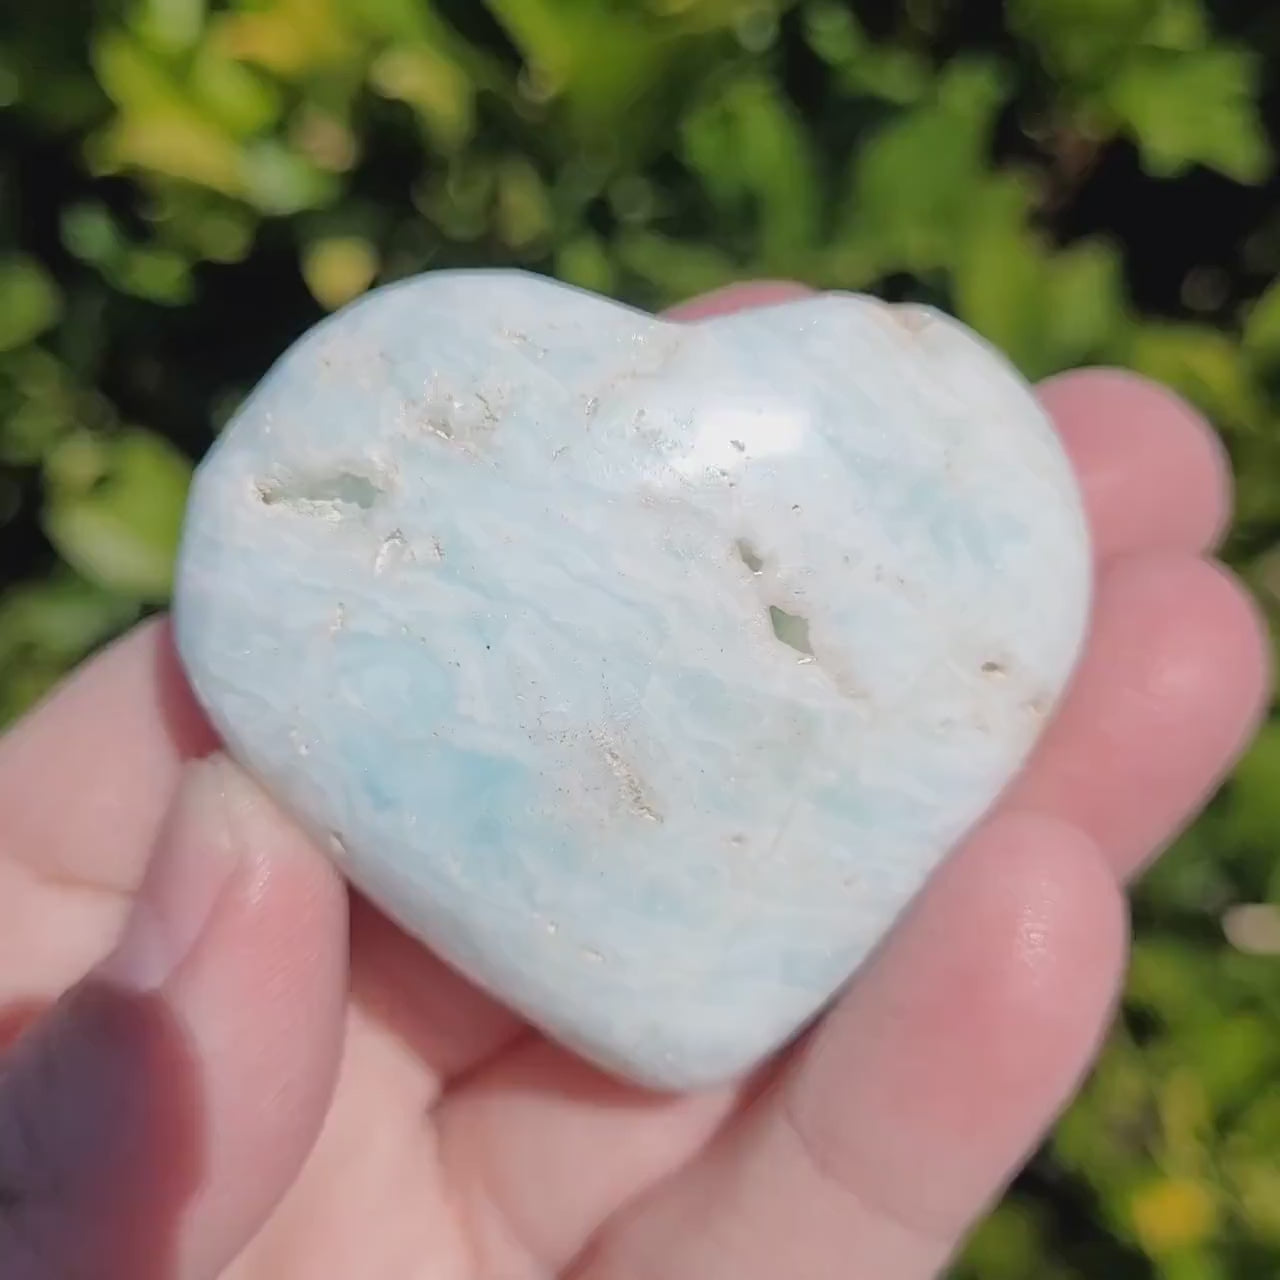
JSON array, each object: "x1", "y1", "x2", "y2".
[{"x1": 101, "y1": 754, "x2": 249, "y2": 992}]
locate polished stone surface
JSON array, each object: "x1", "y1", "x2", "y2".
[{"x1": 173, "y1": 270, "x2": 1091, "y2": 1089}]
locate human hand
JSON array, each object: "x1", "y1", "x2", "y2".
[{"x1": 0, "y1": 283, "x2": 1268, "y2": 1280}]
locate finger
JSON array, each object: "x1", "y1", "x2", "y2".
[
  {"x1": 1038, "y1": 369, "x2": 1232, "y2": 559},
  {"x1": 1004, "y1": 552, "x2": 1269, "y2": 879},
  {"x1": 0, "y1": 617, "x2": 213, "y2": 898},
  {"x1": 0, "y1": 755, "x2": 347, "y2": 1280},
  {"x1": 571, "y1": 812, "x2": 1126, "y2": 1280},
  {"x1": 436, "y1": 1041, "x2": 740, "y2": 1279},
  {"x1": 665, "y1": 280, "x2": 814, "y2": 321}
]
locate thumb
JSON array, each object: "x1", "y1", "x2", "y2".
[{"x1": 0, "y1": 753, "x2": 348, "y2": 1280}]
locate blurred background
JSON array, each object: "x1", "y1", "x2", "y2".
[{"x1": 2, "y1": 0, "x2": 1279, "y2": 1274}]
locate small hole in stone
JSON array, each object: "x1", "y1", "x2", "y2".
[
  {"x1": 257, "y1": 470, "x2": 385, "y2": 514},
  {"x1": 769, "y1": 605, "x2": 813, "y2": 658},
  {"x1": 374, "y1": 530, "x2": 413, "y2": 575},
  {"x1": 981, "y1": 660, "x2": 1007, "y2": 676},
  {"x1": 736, "y1": 539, "x2": 764, "y2": 574}
]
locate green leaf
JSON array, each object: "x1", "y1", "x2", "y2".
[
  {"x1": 615, "y1": 231, "x2": 741, "y2": 308},
  {"x1": 951, "y1": 175, "x2": 1048, "y2": 375},
  {"x1": 0, "y1": 347, "x2": 107, "y2": 465},
  {"x1": 801, "y1": 0, "x2": 863, "y2": 65},
  {"x1": 240, "y1": 139, "x2": 338, "y2": 216},
  {"x1": 189, "y1": 45, "x2": 283, "y2": 138},
  {"x1": 485, "y1": 1, "x2": 678, "y2": 149},
  {"x1": 951, "y1": 175, "x2": 1126, "y2": 378},
  {"x1": 1193, "y1": 1014, "x2": 1280, "y2": 1111},
  {"x1": 301, "y1": 235, "x2": 380, "y2": 310},
  {"x1": 555, "y1": 233, "x2": 617, "y2": 296},
  {"x1": 802, "y1": 0, "x2": 930, "y2": 104},
  {"x1": 61, "y1": 202, "x2": 126, "y2": 266},
  {"x1": 1243, "y1": 277, "x2": 1280, "y2": 370},
  {"x1": 958, "y1": 1200, "x2": 1047, "y2": 1279},
  {"x1": 493, "y1": 155, "x2": 553, "y2": 250},
  {"x1": 1128, "y1": 1176, "x2": 1220, "y2": 1257},
  {"x1": 131, "y1": 0, "x2": 207, "y2": 55},
  {"x1": 680, "y1": 73, "x2": 820, "y2": 271},
  {"x1": 114, "y1": 245, "x2": 194, "y2": 304},
  {"x1": 483, "y1": 0, "x2": 575, "y2": 81},
  {"x1": 1007, "y1": 0, "x2": 1168, "y2": 85},
  {"x1": 1121, "y1": 321, "x2": 1268, "y2": 431},
  {"x1": 0, "y1": 572, "x2": 137, "y2": 666},
  {"x1": 1220, "y1": 725, "x2": 1280, "y2": 858},
  {"x1": 1144, "y1": 0, "x2": 1211, "y2": 51},
  {"x1": 91, "y1": 27, "x2": 186, "y2": 114},
  {"x1": 152, "y1": 190, "x2": 258, "y2": 265},
  {"x1": 1042, "y1": 236, "x2": 1129, "y2": 367},
  {"x1": 1104, "y1": 47, "x2": 1272, "y2": 183},
  {"x1": 0, "y1": 256, "x2": 62, "y2": 352},
  {"x1": 369, "y1": 43, "x2": 475, "y2": 152},
  {"x1": 42, "y1": 428, "x2": 192, "y2": 602},
  {"x1": 0, "y1": 572, "x2": 141, "y2": 725},
  {"x1": 839, "y1": 58, "x2": 1010, "y2": 276}
]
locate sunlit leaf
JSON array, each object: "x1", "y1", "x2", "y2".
[
  {"x1": 94, "y1": 110, "x2": 245, "y2": 196},
  {"x1": 211, "y1": 0, "x2": 352, "y2": 79},
  {"x1": 555, "y1": 233, "x2": 617, "y2": 295},
  {"x1": 131, "y1": 0, "x2": 207, "y2": 55},
  {"x1": 61, "y1": 202, "x2": 124, "y2": 265},
  {"x1": 615, "y1": 231, "x2": 741, "y2": 307},
  {"x1": 1043, "y1": 237, "x2": 1129, "y2": 366},
  {"x1": 92, "y1": 28, "x2": 187, "y2": 113},
  {"x1": 0, "y1": 572, "x2": 142, "y2": 724},
  {"x1": 951, "y1": 171, "x2": 1126, "y2": 379},
  {"x1": 1128, "y1": 1177, "x2": 1220, "y2": 1256},
  {"x1": 370, "y1": 44, "x2": 475, "y2": 151},
  {"x1": 189, "y1": 45, "x2": 283, "y2": 137},
  {"x1": 0, "y1": 348, "x2": 105, "y2": 465},
  {"x1": 1244, "y1": 277, "x2": 1280, "y2": 369},
  {"x1": 1220, "y1": 724, "x2": 1280, "y2": 856},
  {"x1": 1232, "y1": 1160, "x2": 1280, "y2": 1246},
  {"x1": 240, "y1": 139, "x2": 338, "y2": 215},
  {"x1": 494, "y1": 155, "x2": 553, "y2": 250},
  {"x1": 42, "y1": 428, "x2": 192, "y2": 602},
  {"x1": 301, "y1": 235, "x2": 380, "y2": 309},
  {"x1": 839, "y1": 58, "x2": 1010, "y2": 275},
  {"x1": 0, "y1": 256, "x2": 62, "y2": 351},
  {"x1": 681, "y1": 73, "x2": 820, "y2": 270},
  {"x1": 802, "y1": 0, "x2": 929, "y2": 103},
  {"x1": 1007, "y1": 0, "x2": 1162, "y2": 84},
  {"x1": 116, "y1": 245, "x2": 194, "y2": 304},
  {"x1": 1105, "y1": 46, "x2": 1272, "y2": 182},
  {"x1": 958, "y1": 1200, "x2": 1047, "y2": 1279},
  {"x1": 1123, "y1": 321, "x2": 1269, "y2": 431},
  {"x1": 951, "y1": 175, "x2": 1047, "y2": 373}
]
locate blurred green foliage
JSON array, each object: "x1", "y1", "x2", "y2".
[{"x1": 2, "y1": 0, "x2": 1279, "y2": 1273}]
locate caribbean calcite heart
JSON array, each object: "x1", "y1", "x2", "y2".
[{"x1": 173, "y1": 270, "x2": 1091, "y2": 1090}]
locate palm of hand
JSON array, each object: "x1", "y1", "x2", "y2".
[{"x1": 0, "y1": 285, "x2": 1267, "y2": 1280}]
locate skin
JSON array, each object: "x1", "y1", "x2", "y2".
[{"x1": 0, "y1": 282, "x2": 1270, "y2": 1280}]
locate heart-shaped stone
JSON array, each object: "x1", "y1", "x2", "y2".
[{"x1": 173, "y1": 271, "x2": 1091, "y2": 1090}]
